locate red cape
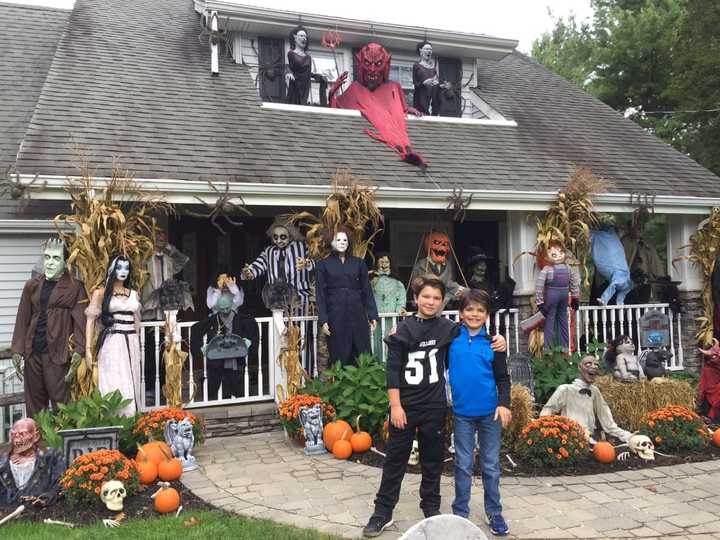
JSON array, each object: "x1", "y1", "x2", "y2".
[{"x1": 332, "y1": 80, "x2": 426, "y2": 169}]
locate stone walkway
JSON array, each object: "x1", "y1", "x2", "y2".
[{"x1": 182, "y1": 431, "x2": 720, "y2": 539}]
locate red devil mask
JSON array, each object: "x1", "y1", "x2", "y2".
[
  {"x1": 699, "y1": 338, "x2": 720, "y2": 370},
  {"x1": 426, "y1": 231, "x2": 450, "y2": 265},
  {"x1": 356, "y1": 43, "x2": 391, "y2": 91}
]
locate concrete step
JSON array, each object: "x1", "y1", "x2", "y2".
[{"x1": 190, "y1": 400, "x2": 282, "y2": 438}]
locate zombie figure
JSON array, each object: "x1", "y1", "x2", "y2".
[
  {"x1": 316, "y1": 227, "x2": 378, "y2": 366},
  {"x1": 242, "y1": 219, "x2": 313, "y2": 314},
  {"x1": 535, "y1": 242, "x2": 580, "y2": 352},
  {"x1": 371, "y1": 253, "x2": 407, "y2": 355},
  {"x1": 541, "y1": 355, "x2": 631, "y2": 443},
  {"x1": 0, "y1": 418, "x2": 66, "y2": 510},
  {"x1": 412, "y1": 40, "x2": 438, "y2": 115},
  {"x1": 86, "y1": 255, "x2": 142, "y2": 416},
  {"x1": 141, "y1": 229, "x2": 189, "y2": 320},
  {"x1": 591, "y1": 226, "x2": 633, "y2": 305},
  {"x1": 698, "y1": 339, "x2": 720, "y2": 423},
  {"x1": 191, "y1": 293, "x2": 257, "y2": 401},
  {"x1": 410, "y1": 231, "x2": 464, "y2": 308},
  {"x1": 329, "y1": 42, "x2": 426, "y2": 169},
  {"x1": 11, "y1": 239, "x2": 87, "y2": 417}
]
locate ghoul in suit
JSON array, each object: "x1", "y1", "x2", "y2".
[{"x1": 316, "y1": 228, "x2": 379, "y2": 366}]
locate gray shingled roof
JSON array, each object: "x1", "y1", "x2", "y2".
[
  {"x1": 10, "y1": 0, "x2": 720, "y2": 197},
  {"x1": 0, "y1": 2, "x2": 69, "y2": 172}
]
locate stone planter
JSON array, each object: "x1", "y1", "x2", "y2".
[{"x1": 58, "y1": 425, "x2": 122, "y2": 465}]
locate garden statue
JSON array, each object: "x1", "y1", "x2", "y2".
[
  {"x1": 143, "y1": 278, "x2": 194, "y2": 314},
  {"x1": 535, "y1": 242, "x2": 580, "y2": 352},
  {"x1": 86, "y1": 255, "x2": 142, "y2": 417},
  {"x1": 329, "y1": 42, "x2": 426, "y2": 169},
  {"x1": 698, "y1": 338, "x2": 720, "y2": 423},
  {"x1": 190, "y1": 293, "x2": 257, "y2": 401},
  {"x1": 605, "y1": 335, "x2": 646, "y2": 382},
  {"x1": 540, "y1": 355, "x2": 631, "y2": 443},
  {"x1": 298, "y1": 404, "x2": 326, "y2": 455},
  {"x1": 410, "y1": 231, "x2": 465, "y2": 308},
  {"x1": 371, "y1": 253, "x2": 407, "y2": 354},
  {"x1": 164, "y1": 417, "x2": 198, "y2": 471},
  {"x1": 0, "y1": 418, "x2": 66, "y2": 510},
  {"x1": 412, "y1": 40, "x2": 438, "y2": 115},
  {"x1": 100, "y1": 480, "x2": 127, "y2": 511},
  {"x1": 11, "y1": 238, "x2": 87, "y2": 417},
  {"x1": 590, "y1": 226, "x2": 634, "y2": 305},
  {"x1": 206, "y1": 271, "x2": 243, "y2": 314},
  {"x1": 316, "y1": 227, "x2": 378, "y2": 366},
  {"x1": 141, "y1": 229, "x2": 189, "y2": 320}
]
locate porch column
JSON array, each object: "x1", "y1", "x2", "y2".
[
  {"x1": 506, "y1": 211, "x2": 539, "y2": 354},
  {"x1": 666, "y1": 214, "x2": 704, "y2": 370}
]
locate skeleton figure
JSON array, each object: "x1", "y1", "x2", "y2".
[
  {"x1": 607, "y1": 336, "x2": 646, "y2": 382},
  {"x1": 164, "y1": 417, "x2": 197, "y2": 471},
  {"x1": 616, "y1": 434, "x2": 660, "y2": 461},
  {"x1": 298, "y1": 404, "x2": 326, "y2": 455},
  {"x1": 100, "y1": 480, "x2": 127, "y2": 511}
]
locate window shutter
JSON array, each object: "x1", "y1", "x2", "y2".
[
  {"x1": 258, "y1": 37, "x2": 286, "y2": 102},
  {"x1": 437, "y1": 56, "x2": 462, "y2": 117}
]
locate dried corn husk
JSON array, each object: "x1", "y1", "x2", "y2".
[
  {"x1": 502, "y1": 384, "x2": 535, "y2": 448},
  {"x1": 278, "y1": 323, "x2": 310, "y2": 398}
]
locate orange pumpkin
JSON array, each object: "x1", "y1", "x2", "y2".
[
  {"x1": 713, "y1": 429, "x2": 720, "y2": 448},
  {"x1": 350, "y1": 415, "x2": 372, "y2": 454},
  {"x1": 333, "y1": 438, "x2": 353, "y2": 459},
  {"x1": 593, "y1": 441, "x2": 616, "y2": 464},
  {"x1": 323, "y1": 420, "x2": 352, "y2": 451},
  {"x1": 158, "y1": 458, "x2": 183, "y2": 482},
  {"x1": 139, "y1": 441, "x2": 170, "y2": 465},
  {"x1": 154, "y1": 484, "x2": 180, "y2": 514},
  {"x1": 136, "y1": 457, "x2": 158, "y2": 484}
]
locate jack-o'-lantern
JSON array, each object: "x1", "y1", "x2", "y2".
[{"x1": 426, "y1": 231, "x2": 450, "y2": 265}]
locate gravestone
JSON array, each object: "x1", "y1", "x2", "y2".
[
  {"x1": 58, "y1": 425, "x2": 121, "y2": 465},
  {"x1": 639, "y1": 309, "x2": 671, "y2": 348}
]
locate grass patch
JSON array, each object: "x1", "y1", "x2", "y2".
[{"x1": 1, "y1": 511, "x2": 342, "y2": 540}]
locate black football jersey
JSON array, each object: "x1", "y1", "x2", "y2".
[{"x1": 385, "y1": 316, "x2": 459, "y2": 410}]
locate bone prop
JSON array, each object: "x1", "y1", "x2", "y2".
[
  {"x1": 44, "y1": 519, "x2": 75, "y2": 528},
  {"x1": 0, "y1": 505, "x2": 24, "y2": 527},
  {"x1": 175, "y1": 505, "x2": 184, "y2": 518},
  {"x1": 370, "y1": 446, "x2": 386, "y2": 458}
]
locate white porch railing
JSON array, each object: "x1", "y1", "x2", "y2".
[
  {"x1": 0, "y1": 358, "x2": 25, "y2": 443},
  {"x1": 574, "y1": 303, "x2": 684, "y2": 370}
]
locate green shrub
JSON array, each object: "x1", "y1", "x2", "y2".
[
  {"x1": 302, "y1": 354, "x2": 388, "y2": 437},
  {"x1": 638, "y1": 405, "x2": 710, "y2": 451}
]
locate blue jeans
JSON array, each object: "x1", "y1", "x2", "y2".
[
  {"x1": 452, "y1": 412, "x2": 502, "y2": 518},
  {"x1": 600, "y1": 271, "x2": 633, "y2": 305}
]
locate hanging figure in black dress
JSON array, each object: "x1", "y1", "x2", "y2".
[
  {"x1": 286, "y1": 25, "x2": 315, "y2": 105},
  {"x1": 316, "y1": 226, "x2": 379, "y2": 366},
  {"x1": 413, "y1": 40, "x2": 439, "y2": 115}
]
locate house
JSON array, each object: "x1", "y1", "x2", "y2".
[{"x1": 0, "y1": 0, "x2": 717, "y2": 427}]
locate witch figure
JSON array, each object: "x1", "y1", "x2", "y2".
[
  {"x1": 86, "y1": 255, "x2": 142, "y2": 416},
  {"x1": 286, "y1": 25, "x2": 314, "y2": 105},
  {"x1": 412, "y1": 40, "x2": 438, "y2": 115},
  {"x1": 315, "y1": 227, "x2": 379, "y2": 366}
]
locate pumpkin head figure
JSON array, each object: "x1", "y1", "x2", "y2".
[{"x1": 426, "y1": 231, "x2": 450, "y2": 265}]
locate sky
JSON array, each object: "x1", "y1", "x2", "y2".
[{"x1": 5, "y1": 0, "x2": 594, "y2": 52}]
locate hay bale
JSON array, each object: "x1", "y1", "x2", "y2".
[
  {"x1": 595, "y1": 375, "x2": 696, "y2": 432},
  {"x1": 503, "y1": 384, "x2": 535, "y2": 447}
]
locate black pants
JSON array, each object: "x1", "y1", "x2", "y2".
[
  {"x1": 373, "y1": 407, "x2": 447, "y2": 517},
  {"x1": 207, "y1": 360, "x2": 245, "y2": 401}
]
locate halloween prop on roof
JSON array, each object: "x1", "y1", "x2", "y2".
[
  {"x1": 329, "y1": 43, "x2": 426, "y2": 170},
  {"x1": 0, "y1": 169, "x2": 47, "y2": 212}
]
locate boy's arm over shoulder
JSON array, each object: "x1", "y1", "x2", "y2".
[
  {"x1": 493, "y1": 350, "x2": 511, "y2": 408},
  {"x1": 385, "y1": 333, "x2": 405, "y2": 389}
]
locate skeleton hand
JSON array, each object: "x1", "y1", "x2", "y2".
[
  {"x1": 102, "y1": 519, "x2": 121, "y2": 528},
  {"x1": 285, "y1": 72, "x2": 295, "y2": 84},
  {"x1": 321, "y1": 323, "x2": 331, "y2": 336},
  {"x1": 296, "y1": 257, "x2": 310, "y2": 270},
  {"x1": 11, "y1": 353, "x2": 23, "y2": 381},
  {"x1": 454, "y1": 287, "x2": 467, "y2": 299},
  {"x1": 617, "y1": 451, "x2": 630, "y2": 461},
  {"x1": 20, "y1": 495, "x2": 46, "y2": 507},
  {"x1": 370, "y1": 320, "x2": 377, "y2": 332},
  {"x1": 241, "y1": 265, "x2": 253, "y2": 280},
  {"x1": 399, "y1": 307, "x2": 408, "y2": 316}
]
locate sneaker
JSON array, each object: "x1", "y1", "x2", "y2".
[
  {"x1": 487, "y1": 514, "x2": 509, "y2": 536},
  {"x1": 423, "y1": 509, "x2": 441, "y2": 518},
  {"x1": 362, "y1": 514, "x2": 394, "y2": 538}
]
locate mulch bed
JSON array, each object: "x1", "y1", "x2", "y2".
[
  {"x1": 353, "y1": 437, "x2": 720, "y2": 478},
  {"x1": 0, "y1": 480, "x2": 214, "y2": 527}
]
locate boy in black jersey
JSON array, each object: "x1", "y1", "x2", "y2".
[{"x1": 363, "y1": 277, "x2": 507, "y2": 537}]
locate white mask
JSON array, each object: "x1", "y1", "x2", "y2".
[
  {"x1": 331, "y1": 232, "x2": 349, "y2": 254},
  {"x1": 114, "y1": 260, "x2": 130, "y2": 282},
  {"x1": 272, "y1": 226, "x2": 290, "y2": 249}
]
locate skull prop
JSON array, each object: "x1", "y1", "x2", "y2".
[
  {"x1": 408, "y1": 439, "x2": 419, "y2": 466},
  {"x1": 628, "y1": 434, "x2": 655, "y2": 461},
  {"x1": 100, "y1": 480, "x2": 127, "y2": 511}
]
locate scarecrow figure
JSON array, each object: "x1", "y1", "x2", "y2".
[
  {"x1": 316, "y1": 227, "x2": 378, "y2": 366},
  {"x1": 541, "y1": 355, "x2": 631, "y2": 442},
  {"x1": 0, "y1": 418, "x2": 66, "y2": 510},
  {"x1": 410, "y1": 231, "x2": 464, "y2": 308},
  {"x1": 535, "y1": 242, "x2": 580, "y2": 352}
]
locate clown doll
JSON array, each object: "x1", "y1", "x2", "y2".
[
  {"x1": 315, "y1": 226, "x2": 379, "y2": 366},
  {"x1": 535, "y1": 242, "x2": 580, "y2": 352},
  {"x1": 410, "y1": 230, "x2": 465, "y2": 308}
]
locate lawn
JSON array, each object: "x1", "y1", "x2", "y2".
[{"x1": 1, "y1": 511, "x2": 344, "y2": 540}]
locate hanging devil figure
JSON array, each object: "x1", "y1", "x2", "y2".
[{"x1": 329, "y1": 43, "x2": 426, "y2": 170}]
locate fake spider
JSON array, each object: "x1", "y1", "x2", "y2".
[
  {"x1": 445, "y1": 186, "x2": 474, "y2": 223},
  {"x1": 249, "y1": 39, "x2": 285, "y2": 99},
  {"x1": 186, "y1": 179, "x2": 252, "y2": 235},
  {"x1": 197, "y1": 12, "x2": 231, "y2": 53},
  {"x1": 0, "y1": 170, "x2": 47, "y2": 211},
  {"x1": 629, "y1": 191, "x2": 656, "y2": 232}
]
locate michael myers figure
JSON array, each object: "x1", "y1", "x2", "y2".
[{"x1": 316, "y1": 227, "x2": 378, "y2": 366}]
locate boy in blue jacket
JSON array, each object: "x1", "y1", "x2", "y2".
[{"x1": 449, "y1": 289, "x2": 511, "y2": 536}]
